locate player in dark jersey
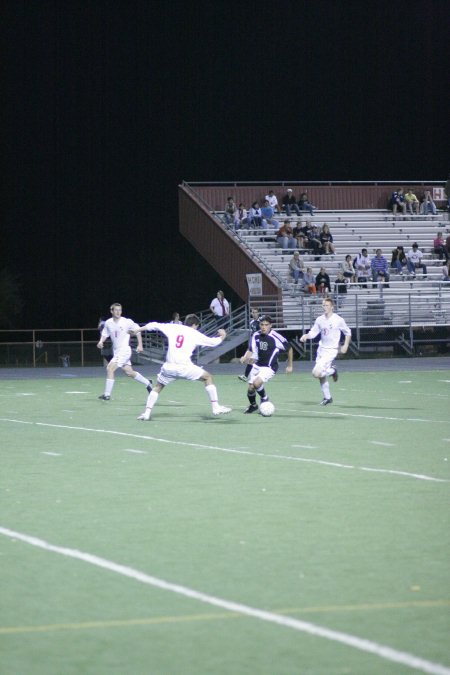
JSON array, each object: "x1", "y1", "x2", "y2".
[
  {"x1": 240, "y1": 315, "x2": 293, "y2": 413},
  {"x1": 238, "y1": 307, "x2": 261, "y2": 382}
]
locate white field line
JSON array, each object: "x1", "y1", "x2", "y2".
[
  {"x1": 293, "y1": 409, "x2": 450, "y2": 424},
  {"x1": 0, "y1": 527, "x2": 449, "y2": 675},
  {"x1": 41, "y1": 452, "x2": 61, "y2": 456},
  {"x1": 0, "y1": 418, "x2": 448, "y2": 484},
  {"x1": 123, "y1": 448, "x2": 147, "y2": 454},
  {"x1": 369, "y1": 441, "x2": 395, "y2": 447}
]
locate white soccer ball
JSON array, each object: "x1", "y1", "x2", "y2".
[{"x1": 259, "y1": 401, "x2": 275, "y2": 417}]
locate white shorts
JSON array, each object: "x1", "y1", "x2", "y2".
[
  {"x1": 315, "y1": 346, "x2": 338, "y2": 376},
  {"x1": 248, "y1": 365, "x2": 275, "y2": 385},
  {"x1": 111, "y1": 347, "x2": 132, "y2": 368},
  {"x1": 157, "y1": 362, "x2": 205, "y2": 386}
]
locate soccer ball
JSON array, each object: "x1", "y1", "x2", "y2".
[{"x1": 259, "y1": 401, "x2": 275, "y2": 417}]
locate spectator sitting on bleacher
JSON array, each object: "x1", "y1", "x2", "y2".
[
  {"x1": 289, "y1": 251, "x2": 305, "y2": 285},
  {"x1": 224, "y1": 197, "x2": 238, "y2": 225},
  {"x1": 292, "y1": 222, "x2": 308, "y2": 250},
  {"x1": 433, "y1": 232, "x2": 449, "y2": 261},
  {"x1": 421, "y1": 190, "x2": 437, "y2": 215},
  {"x1": 298, "y1": 191, "x2": 316, "y2": 216},
  {"x1": 282, "y1": 189, "x2": 301, "y2": 216},
  {"x1": 315, "y1": 267, "x2": 331, "y2": 295},
  {"x1": 342, "y1": 254, "x2": 356, "y2": 282},
  {"x1": 249, "y1": 201, "x2": 263, "y2": 228},
  {"x1": 334, "y1": 270, "x2": 348, "y2": 308},
  {"x1": 305, "y1": 223, "x2": 322, "y2": 256},
  {"x1": 354, "y1": 248, "x2": 371, "y2": 288},
  {"x1": 319, "y1": 223, "x2": 335, "y2": 255},
  {"x1": 260, "y1": 200, "x2": 277, "y2": 229},
  {"x1": 277, "y1": 220, "x2": 297, "y2": 250},
  {"x1": 371, "y1": 249, "x2": 390, "y2": 287},
  {"x1": 406, "y1": 243, "x2": 427, "y2": 279},
  {"x1": 441, "y1": 261, "x2": 450, "y2": 283},
  {"x1": 236, "y1": 203, "x2": 249, "y2": 229},
  {"x1": 404, "y1": 189, "x2": 420, "y2": 215},
  {"x1": 391, "y1": 245, "x2": 407, "y2": 275},
  {"x1": 265, "y1": 190, "x2": 280, "y2": 214},
  {"x1": 389, "y1": 188, "x2": 407, "y2": 215},
  {"x1": 302, "y1": 268, "x2": 317, "y2": 294}
]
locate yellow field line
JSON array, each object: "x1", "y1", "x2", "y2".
[{"x1": 1, "y1": 599, "x2": 449, "y2": 635}]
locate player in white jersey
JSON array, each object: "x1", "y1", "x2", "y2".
[
  {"x1": 97, "y1": 303, "x2": 152, "y2": 400},
  {"x1": 131, "y1": 313, "x2": 232, "y2": 420},
  {"x1": 300, "y1": 297, "x2": 351, "y2": 405}
]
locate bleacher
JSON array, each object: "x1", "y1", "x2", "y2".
[{"x1": 221, "y1": 209, "x2": 450, "y2": 328}]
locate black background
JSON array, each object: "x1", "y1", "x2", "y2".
[{"x1": 3, "y1": 0, "x2": 449, "y2": 328}]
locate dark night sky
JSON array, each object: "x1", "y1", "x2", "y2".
[{"x1": 3, "y1": 0, "x2": 449, "y2": 328}]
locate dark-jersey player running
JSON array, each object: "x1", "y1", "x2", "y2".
[{"x1": 240, "y1": 315, "x2": 293, "y2": 413}]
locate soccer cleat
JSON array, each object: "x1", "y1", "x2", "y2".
[
  {"x1": 98, "y1": 394, "x2": 110, "y2": 400},
  {"x1": 331, "y1": 367, "x2": 338, "y2": 382},
  {"x1": 146, "y1": 380, "x2": 153, "y2": 393},
  {"x1": 137, "y1": 411, "x2": 151, "y2": 421},
  {"x1": 243, "y1": 404, "x2": 258, "y2": 414},
  {"x1": 238, "y1": 375, "x2": 248, "y2": 382},
  {"x1": 320, "y1": 397, "x2": 333, "y2": 406},
  {"x1": 213, "y1": 406, "x2": 232, "y2": 416}
]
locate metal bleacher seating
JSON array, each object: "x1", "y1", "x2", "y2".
[{"x1": 221, "y1": 209, "x2": 450, "y2": 329}]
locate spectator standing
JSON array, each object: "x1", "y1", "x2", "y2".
[
  {"x1": 342, "y1": 254, "x2": 356, "y2": 282},
  {"x1": 170, "y1": 312, "x2": 182, "y2": 324},
  {"x1": 289, "y1": 251, "x2": 305, "y2": 285},
  {"x1": 406, "y1": 243, "x2": 427, "y2": 278},
  {"x1": 421, "y1": 190, "x2": 437, "y2": 215},
  {"x1": 371, "y1": 249, "x2": 390, "y2": 286},
  {"x1": 298, "y1": 191, "x2": 316, "y2": 215},
  {"x1": 404, "y1": 189, "x2": 420, "y2": 215},
  {"x1": 354, "y1": 248, "x2": 371, "y2": 287},
  {"x1": 315, "y1": 267, "x2": 331, "y2": 295},
  {"x1": 276, "y1": 220, "x2": 297, "y2": 250},
  {"x1": 210, "y1": 290, "x2": 230, "y2": 328},
  {"x1": 265, "y1": 190, "x2": 280, "y2": 213},
  {"x1": 389, "y1": 188, "x2": 407, "y2": 215},
  {"x1": 433, "y1": 232, "x2": 448, "y2": 261},
  {"x1": 391, "y1": 246, "x2": 407, "y2": 275},
  {"x1": 282, "y1": 189, "x2": 301, "y2": 216}
]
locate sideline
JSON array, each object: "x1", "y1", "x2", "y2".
[
  {"x1": 1, "y1": 526, "x2": 449, "y2": 675},
  {"x1": 1, "y1": 418, "x2": 449, "y2": 483}
]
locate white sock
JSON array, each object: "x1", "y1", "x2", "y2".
[
  {"x1": 145, "y1": 390, "x2": 159, "y2": 411},
  {"x1": 134, "y1": 372, "x2": 150, "y2": 386},
  {"x1": 321, "y1": 381, "x2": 331, "y2": 399},
  {"x1": 324, "y1": 366, "x2": 335, "y2": 377},
  {"x1": 205, "y1": 384, "x2": 219, "y2": 410},
  {"x1": 105, "y1": 379, "x2": 114, "y2": 396}
]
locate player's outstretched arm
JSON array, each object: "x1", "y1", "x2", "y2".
[{"x1": 339, "y1": 335, "x2": 351, "y2": 354}]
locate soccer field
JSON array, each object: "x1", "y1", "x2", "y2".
[{"x1": 1, "y1": 362, "x2": 449, "y2": 675}]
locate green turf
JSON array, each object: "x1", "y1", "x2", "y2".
[{"x1": 0, "y1": 370, "x2": 449, "y2": 674}]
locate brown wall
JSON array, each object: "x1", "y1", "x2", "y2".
[
  {"x1": 178, "y1": 186, "x2": 281, "y2": 305},
  {"x1": 187, "y1": 183, "x2": 437, "y2": 212}
]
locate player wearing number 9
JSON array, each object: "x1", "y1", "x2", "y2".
[{"x1": 131, "y1": 314, "x2": 232, "y2": 420}]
